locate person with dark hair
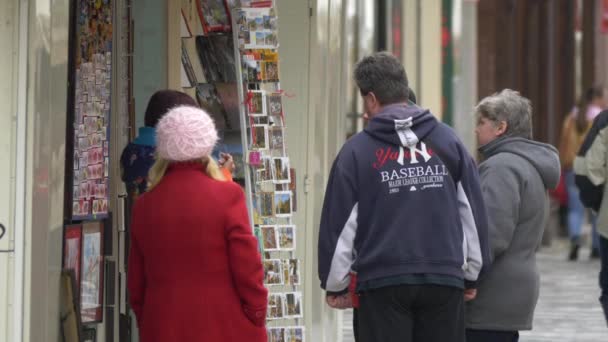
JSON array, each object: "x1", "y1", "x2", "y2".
[
  {"x1": 559, "y1": 85, "x2": 608, "y2": 260},
  {"x1": 318, "y1": 52, "x2": 490, "y2": 342},
  {"x1": 349, "y1": 87, "x2": 418, "y2": 342},
  {"x1": 120, "y1": 90, "x2": 234, "y2": 200}
]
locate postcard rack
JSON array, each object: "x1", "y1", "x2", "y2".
[{"x1": 230, "y1": 4, "x2": 305, "y2": 341}]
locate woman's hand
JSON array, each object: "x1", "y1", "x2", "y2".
[{"x1": 219, "y1": 153, "x2": 235, "y2": 173}]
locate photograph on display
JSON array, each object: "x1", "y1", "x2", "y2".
[
  {"x1": 267, "y1": 294, "x2": 285, "y2": 320},
  {"x1": 284, "y1": 292, "x2": 303, "y2": 318},
  {"x1": 244, "y1": 60, "x2": 262, "y2": 83},
  {"x1": 267, "y1": 93, "x2": 283, "y2": 116},
  {"x1": 282, "y1": 259, "x2": 301, "y2": 285},
  {"x1": 261, "y1": 225, "x2": 278, "y2": 250},
  {"x1": 269, "y1": 126, "x2": 284, "y2": 151},
  {"x1": 197, "y1": 0, "x2": 231, "y2": 34},
  {"x1": 80, "y1": 221, "x2": 104, "y2": 323},
  {"x1": 255, "y1": 169, "x2": 269, "y2": 184},
  {"x1": 248, "y1": 90, "x2": 266, "y2": 116},
  {"x1": 241, "y1": 7, "x2": 279, "y2": 49},
  {"x1": 263, "y1": 13, "x2": 277, "y2": 30},
  {"x1": 260, "y1": 157, "x2": 274, "y2": 181},
  {"x1": 272, "y1": 157, "x2": 291, "y2": 184},
  {"x1": 63, "y1": 225, "x2": 83, "y2": 290},
  {"x1": 252, "y1": 124, "x2": 269, "y2": 150},
  {"x1": 284, "y1": 327, "x2": 305, "y2": 342},
  {"x1": 274, "y1": 191, "x2": 293, "y2": 217},
  {"x1": 249, "y1": 150, "x2": 262, "y2": 167},
  {"x1": 277, "y1": 225, "x2": 295, "y2": 251},
  {"x1": 258, "y1": 192, "x2": 274, "y2": 217},
  {"x1": 263, "y1": 259, "x2": 283, "y2": 285},
  {"x1": 268, "y1": 328, "x2": 286, "y2": 342},
  {"x1": 262, "y1": 61, "x2": 279, "y2": 82}
]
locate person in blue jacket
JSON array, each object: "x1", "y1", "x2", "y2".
[{"x1": 318, "y1": 52, "x2": 490, "y2": 342}]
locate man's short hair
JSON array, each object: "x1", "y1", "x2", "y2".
[
  {"x1": 144, "y1": 90, "x2": 198, "y2": 127},
  {"x1": 354, "y1": 52, "x2": 410, "y2": 106}
]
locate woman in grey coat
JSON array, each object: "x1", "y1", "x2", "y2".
[{"x1": 466, "y1": 89, "x2": 561, "y2": 342}]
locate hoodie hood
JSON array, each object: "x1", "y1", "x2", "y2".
[
  {"x1": 364, "y1": 104, "x2": 438, "y2": 147},
  {"x1": 479, "y1": 136, "x2": 561, "y2": 190}
]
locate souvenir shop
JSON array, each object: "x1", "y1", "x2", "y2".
[{"x1": 59, "y1": 1, "x2": 308, "y2": 341}]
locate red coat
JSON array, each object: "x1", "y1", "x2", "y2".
[{"x1": 128, "y1": 162, "x2": 268, "y2": 341}]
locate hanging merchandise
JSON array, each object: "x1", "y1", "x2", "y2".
[
  {"x1": 231, "y1": 4, "x2": 305, "y2": 340},
  {"x1": 196, "y1": 0, "x2": 232, "y2": 34},
  {"x1": 178, "y1": 2, "x2": 304, "y2": 338},
  {"x1": 70, "y1": 0, "x2": 113, "y2": 221}
]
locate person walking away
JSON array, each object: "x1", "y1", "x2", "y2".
[
  {"x1": 573, "y1": 109, "x2": 608, "y2": 324},
  {"x1": 127, "y1": 106, "x2": 267, "y2": 341},
  {"x1": 318, "y1": 52, "x2": 490, "y2": 342},
  {"x1": 466, "y1": 89, "x2": 561, "y2": 342},
  {"x1": 560, "y1": 86, "x2": 608, "y2": 260}
]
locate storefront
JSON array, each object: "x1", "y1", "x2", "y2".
[{"x1": 0, "y1": 1, "x2": 453, "y2": 341}]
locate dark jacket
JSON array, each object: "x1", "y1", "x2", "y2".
[
  {"x1": 120, "y1": 127, "x2": 157, "y2": 200},
  {"x1": 318, "y1": 104, "x2": 490, "y2": 294}
]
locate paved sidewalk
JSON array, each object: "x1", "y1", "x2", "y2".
[{"x1": 343, "y1": 242, "x2": 607, "y2": 341}]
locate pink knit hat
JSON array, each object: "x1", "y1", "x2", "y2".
[{"x1": 156, "y1": 106, "x2": 218, "y2": 161}]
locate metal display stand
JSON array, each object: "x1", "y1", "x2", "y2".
[{"x1": 230, "y1": 5, "x2": 305, "y2": 340}]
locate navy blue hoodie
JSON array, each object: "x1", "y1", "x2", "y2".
[{"x1": 318, "y1": 104, "x2": 490, "y2": 293}]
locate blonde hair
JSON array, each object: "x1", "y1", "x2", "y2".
[{"x1": 147, "y1": 155, "x2": 225, "y2": 191}]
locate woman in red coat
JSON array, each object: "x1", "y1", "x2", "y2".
[{"x1": 127, "y1": 105, "x2": 268, "y2": 341}]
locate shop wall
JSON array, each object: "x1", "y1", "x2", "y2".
[
  {"x1": 451, "y1": 0, "x2": 478, "y2": 153},
  {"x1": 401, "y1": 0, "x2": 443, "y2": 120},
  {"x1": 21, "y1": 0, "x2": 71, "y2": 341},
  {"x1": 0, "y1": 0, "x2": 20, "y2": 341},
  {"x1": 133, "y1": 0, "x2": 168, "y2": 129}
]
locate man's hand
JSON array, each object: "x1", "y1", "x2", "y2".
[
  {"x1": 464, "y1": 288, "x2": 477, "y2": 302},
  {"x1": 326, "y1": 294, "x2": 353, "y2": 309}
]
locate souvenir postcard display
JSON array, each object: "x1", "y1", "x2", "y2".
[
  {"x1": 71, "y1": 0, "x2": 113, "y2": 220},
  {"x1": 179, "y1": 2, "x2": 304, "y2": 339},
  {"x1": 234, "y1": 3, "x2": 304, "y2": 341}
]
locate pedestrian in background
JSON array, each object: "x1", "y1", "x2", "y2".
[
  {"x1": 318, "y1": 52, "x2": 490, "y2": 342},
  {"x1": 466, "y1": 89, "x2": 560, "y2": 342},
  {"x1": 560, "y1": 86, "x2": 608, "y2": 260},
  {"x1": 573, "y1": 107, "x2": 608, "y2": 325},
  {"x1": 127, "y1": 106, "x2": 267, "y2": 341}
]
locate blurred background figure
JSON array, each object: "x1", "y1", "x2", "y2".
[{"x1": 559, "y1": 85, "x2": 608, "y2": 260}]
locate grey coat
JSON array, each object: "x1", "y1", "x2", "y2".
[{"x1": 465, "y1": 137, "x2": 560, "y2": 331}]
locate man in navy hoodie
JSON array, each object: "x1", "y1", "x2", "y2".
[{"x1": 318, "y1": 52, "x2": 490, "y2": 342}]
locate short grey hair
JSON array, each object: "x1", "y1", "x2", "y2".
[
  {"x1": 354, "y1": 52, "x2": 410, "y2": 105},
  {"x1": 476, "y1": 89, "x2": 533, "y2": 139}
]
